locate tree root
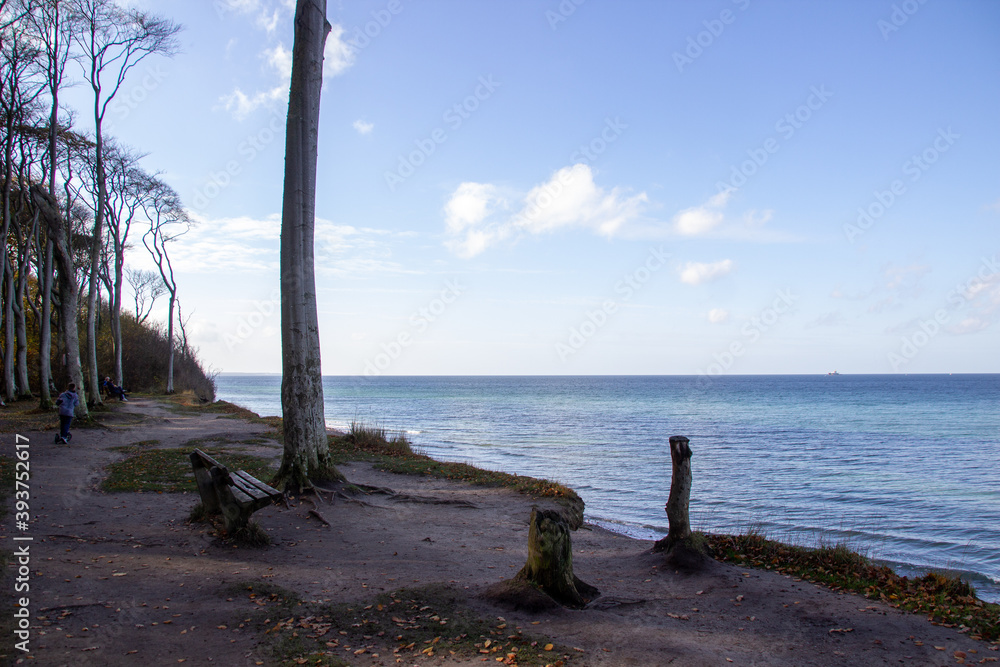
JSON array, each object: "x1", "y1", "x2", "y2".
[{"x1": 307, "y1": 508, "x2": 331, "y2": 526}]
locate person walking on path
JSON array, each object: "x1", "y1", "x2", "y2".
[{"x1": 55, "y1": 383, "x2": 80, "y2": 444}]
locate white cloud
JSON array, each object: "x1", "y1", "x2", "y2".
[
  {"x1": 950, "y1": 272, "x2": 1000, "y2": 334},
  {"x1": 444, "y1": 183, "x2": 503, "y2": 234},
  {"x1": 215, "y1": 0, "x2": 289, "y2": 34},
  {"x1": 672, "y1": 190, "x2": 731, "y2": 236},
  {"x1": 172, "y1": 213, "x2": 411, "y2": 276},
  {"x1": 257, "y1": 8, "x2": 280, "y2": 33},
  {"x1": 219, "y1": 85, "x2": 286, "y2": 121},
  {"x1": 352, "y1": 119, "x2": 374, "y2": 135},
  {"x1": 219, "y1": 21, "x2": 355, "y2": 120},
  {"x1": 708, "y1": 308, "x2": 729, "y2": 324},
  {"x1": 443, "y1": 164, "x2": 647, "y2": 257},
  {"x1": 743, "y1": 209, "x2": 773, "y2": 228},
  {"x1": 264, "y1": 43, "x2": 293, "y2": 80},
  {"x1": 324, "y1": 24, "x2": 356, "y2": 78},
  {"x1": 679, "y1": 259, "x2": 734, "y2": 286}
]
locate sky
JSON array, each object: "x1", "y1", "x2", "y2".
[{"x1": 71, "y1": 0, "x2": 1000, "y2": 376}]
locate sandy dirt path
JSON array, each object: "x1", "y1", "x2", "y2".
[{"x1": 2, "y1": 397, "x2": 996, "y2": 666}]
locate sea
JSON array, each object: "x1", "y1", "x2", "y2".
[{"x1": 215, "y1": 373, "x2": 1000, "y2": 602}]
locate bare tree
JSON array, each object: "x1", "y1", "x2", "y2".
[
  {"x1": 82, "y1": 139, "x2": 146, "y2": 386},
  {"x1": 125, "y1": 265, "x2": 163, "y2": 323},
  {"x1": 141, "y1": 176, "x2": 186, "y2": 393},
  {"x1": 1, "y1": 15, "x2": 43, "y2": 401},
  {"x1": 71, "y1": 0, "x2": 180, "y2": 405},
  {"x1": 273, "y1": 0, "x2": 342, "y2": 493},
  {"x1": 25, "y1": 0, "x2": 76, "y2": 407},
  {"x1": 31, "y1": 184, "x2": 87, "y2": 418}
]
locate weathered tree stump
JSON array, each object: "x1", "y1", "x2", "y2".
[
  {"x1": 486, "y1": 507, "x2": 598, "y2": 610},
  {"x1": 653, "y1": 436, "x2": 710, "y2": 569}
]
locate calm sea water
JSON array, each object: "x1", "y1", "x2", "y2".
[{"x1": 215, "y1": 374, "x2": 1000, "y2": 602}]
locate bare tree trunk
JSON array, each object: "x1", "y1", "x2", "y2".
[
  {"x1": 653, "y1": 436, "x2": 710, "y2": 570},
  {"x1": 14, "y1": 236, "x2": 31, "y2": 398},
  {"x1": 39, "y1": 238, "x2": 54, "y2": 408},
  {"x1": 2, "y1": 255, "x2": 14, "y2": 401},
  {"x1": 165, "y1": 292, "x2": 174, "y2": 393},
  {"x1": 12, "y1": 209, "x2": 37, "y2": 398},
  {"x1": 273, "y1": 0, "x2": 342, "y2": 493},
  {"x1": 31, "y1": 185, "x2": 87, "y2": 419},
  {"x1": 1, "y1": 103, "x2": 14, "y2": 402},
  {"x1": 84, "y1": 122, "x2": 105, "y2": 407},
  {"x1": 659, "y1": 435, "x2": 692, "y2": 549}
]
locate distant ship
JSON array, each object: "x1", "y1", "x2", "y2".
[{"x1": 827, "y1": 371, "x2": 840, "y2": 375}]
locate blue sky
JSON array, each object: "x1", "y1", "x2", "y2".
[{"x1": 85, "y1": 0, "x2": 1000, "y2": 375}]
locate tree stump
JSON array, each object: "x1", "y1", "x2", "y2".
[
  {"x1": 654, "y1": 435, "x2": 692, "y2": 553},
  {"x1": 652, "y1": 435, "x2": 712, "y2": 571},
  {"x1": 508, "y1": 508, "x2": 598, "y2": 608}
]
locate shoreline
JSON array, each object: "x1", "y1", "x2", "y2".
[
  {"x1": 215, "y1": 372, "x2": 1000, "y2": 608},
  {"x1": 1, "y1": 394, "x2": 997, "y2": 664}
]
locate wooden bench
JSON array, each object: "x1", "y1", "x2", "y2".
[{"x1": 189, "y1": 449, "x2": 282, "y2": 533}]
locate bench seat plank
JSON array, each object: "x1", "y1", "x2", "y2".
[
  {"x1": 189, "y1": 448, "x2": 282, "y2": 533},
  {"x1": 230, "y1": 471, "x2": 279, "y2": 498}
]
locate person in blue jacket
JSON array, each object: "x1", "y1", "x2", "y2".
[{"x1": 55, "y1": 383, "x2": 80, "y2": 444}]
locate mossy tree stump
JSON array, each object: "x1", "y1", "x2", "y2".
[{"x1": 512, "y1": 507, "x2": 598, "y2": 608}]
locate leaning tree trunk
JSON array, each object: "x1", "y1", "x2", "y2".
[
  {"x1": 2, "y1": 257, "x2": 15, "y2": 402},
  {"x1": 512, "y1": 508, "x2": 599, "y2": 608},
  {"x1": 165, "y1": 291, "x2": 174, "y2": 393},
  {"x1": 14, "y1": 212, "x2": 37, "y2": 398},
  {"x1": 31, "y1": 185, "x2": 88, "y2": 419},
  {"x1": 38, "y1": 239, "x2": 54, "y2": 408},
  {"x1": 273, "y1": 0, "x2": 343, "y2": 494}
]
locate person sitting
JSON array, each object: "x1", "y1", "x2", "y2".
[{"x1": 102, "y1": 376, "x2": 128, "y2": 401}]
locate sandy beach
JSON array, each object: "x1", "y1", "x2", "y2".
[{"x1": 2, "y1": 397, "x2": 997, "y2": 666}]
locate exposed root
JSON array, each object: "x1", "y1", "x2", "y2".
[{"x1": 307, "y1": 509, "x2": 331, "y2": 526}]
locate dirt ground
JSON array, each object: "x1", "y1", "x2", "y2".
[{"x1": 2, "y1": 397, "x2": 997, "y2": 666}]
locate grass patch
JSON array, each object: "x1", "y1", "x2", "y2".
[
  {"x1": 0, "y1": 396, "x2": 145, "y2": 433},
  {"x1": 0, "y1": 399, "x2": 59, "y2": 432},
  {"x1": 184, "y1": 435, "x2": 277, "y2": 449},
  {"x1": 232, "y1": 520, "x2": 272, "y2": 547},
  {"x1": 232, "y1": 582, "x2": 574, "y2": 666},
  {"x1": 328, "y1": 423, "x2": 582, "y2": 512},
  {"x1": 101, "y1": 446, "x2": 278, "y2": 493},
  {"x1": 707, "y1": 530, "x2": 1000, "y2": 642}
]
